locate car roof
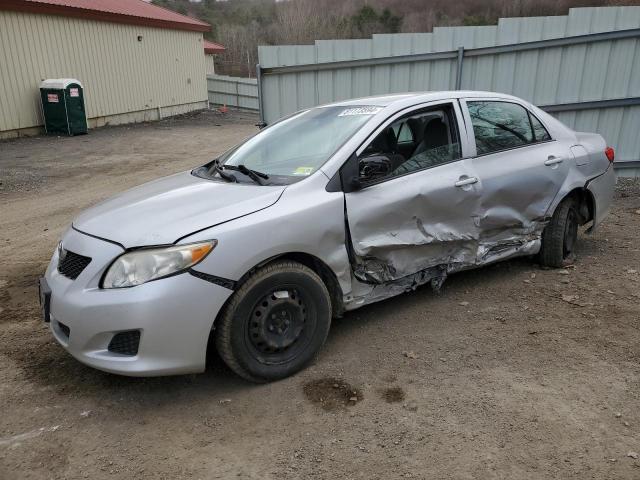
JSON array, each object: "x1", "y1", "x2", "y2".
[{"x1": 322, "y1": 91, "x2": 523, "y2": 109}]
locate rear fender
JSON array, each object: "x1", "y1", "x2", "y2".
[
  {"x1": 585, "y1": 166, "x2": 616, "y2": 231},
  {"x1": 545, "y1": 164, "x2": 590, "y2": 221},
  {"x1": 546, "y1": 166, "x2": 614, "y2": 233}
]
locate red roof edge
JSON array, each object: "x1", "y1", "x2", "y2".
[
  {"x1": 0, "y1": 0, "x2": 210, "y2": 32},
  {"x1": 203, "y1": 40, "x2": 225, "y2": 54}
]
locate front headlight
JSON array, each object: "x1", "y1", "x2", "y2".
[{"x1": 102, "y1": 240, "x2": 216, "y2": 289}]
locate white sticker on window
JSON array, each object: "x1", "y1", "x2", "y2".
[{"x1": 338, "y1": 106, "x2": 382, "y2": 117}]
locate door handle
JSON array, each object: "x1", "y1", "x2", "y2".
[
  {"x1": 454, "y1": 176, "x2": 478, "y2": 187},
  {"x1": 544, "y1": 156, "x2": 564, "y2": 166}
]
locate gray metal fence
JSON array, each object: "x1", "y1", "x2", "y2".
[
  {"x1": 256, "y1": 6, "x2": 640, "y2": 175},
  {"x1": 207, "y1": 74, "x2": 259, "y2": 111}
]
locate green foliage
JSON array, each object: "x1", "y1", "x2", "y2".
[
  {"x1": 350, "y1": 5, "x2": 402, "y2": 36},
  {"x1": 462, "y1": 15, "x2": 491, "y2": 26},
  {"x1": 380, "y1": 8, "x2": 402, "y2": 33}
]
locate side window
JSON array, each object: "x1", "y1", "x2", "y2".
[
  {"x1": 468, "y1": 101, "x2": 538, "y2": 155},
  {"x1": 394, "y1": 122, "x2": 413, "y2": 144},
  {"x1": 529, "y1": 112, "x2": 551, "y2": 142},
  {"x1": 358, "y1": 104, "x2": 462, "y2": 184}
]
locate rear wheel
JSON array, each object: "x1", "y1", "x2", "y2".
[
  {"x1": 539, "y1": 198, "x2": 580, "y2": 268},
  {"x1": 215, "y1": 260, "x2": 331, "y2": 382}
]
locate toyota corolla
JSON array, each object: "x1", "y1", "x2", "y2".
[{"x1": 40, "y1": 91, "x2": 616, "y2": 382}]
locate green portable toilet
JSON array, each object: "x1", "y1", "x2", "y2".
[{"x1": 39, "y1": 78, "x2": 87, "y2": 135}]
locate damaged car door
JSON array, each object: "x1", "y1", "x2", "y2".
[
  {"x1": 342, "y1": 101, "x2": 483, "y2": 284},
  {"x1": 462, "y1": 99, "x2": 571, "y2": 260}
]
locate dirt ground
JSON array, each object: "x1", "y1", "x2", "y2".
[{"x1": 1, "y1": 110, "x2": 639, "y2": 480}]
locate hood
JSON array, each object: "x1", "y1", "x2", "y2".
[{"x1": 73, "y1": 171, "x2": 285, "y2": 247}]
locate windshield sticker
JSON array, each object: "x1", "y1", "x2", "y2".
[
  {"x1": 338, "y1": 106, "x2": 382, "y2": 117},
  {"x1": 293, "y1": 167, "x2": 314, "y2": 176}
]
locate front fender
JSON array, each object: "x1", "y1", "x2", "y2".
[{"x1": 182, "y1": 174, "x2": 353, "y2": 297}]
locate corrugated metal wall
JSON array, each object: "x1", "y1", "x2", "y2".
[
  {"x1": 207, "y1": 74, "x2": 258, "y2": 110},
  {"x1": 0, "y1": 10, "x2": 208, "y2": 136},
  {"x1": 257, "y1": 6, "x2": 640, "y2": 168}
]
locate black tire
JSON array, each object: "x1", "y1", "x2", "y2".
[
  {"x1": 215, "y1": 260, "x2": 332, "y2": 383},
  {"x1": 539, "y1": 198, "x2": 580, "y2": 268}
]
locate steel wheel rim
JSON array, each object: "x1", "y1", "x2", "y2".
[{"x1": 245, "y1": 286, "x2": 313, "y2": 365}]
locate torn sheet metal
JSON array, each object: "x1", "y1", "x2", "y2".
[
  {"x1": 345, "y1": 233, "x2": 541, "y2": 310},
  {"x1": 344, "y1": 159, "x2": 483, "y2": 284},
  {"x1": 345, "y1": 265, "x2": 448, "y2": 311}
]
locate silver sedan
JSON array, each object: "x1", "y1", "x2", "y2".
[{"x1": 40, "y1": 91, "x2": 616, "y2": 381}]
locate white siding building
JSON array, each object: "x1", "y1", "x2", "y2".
[{"x1": 0, "y1": 0, "x2": 214, "y2": 138}]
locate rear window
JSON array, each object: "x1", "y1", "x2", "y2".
[
  {"x1": 468, "y1": 101, "x2": 551, "y2": 155},
  {"x1": 530, "y1": 112, "x2": 552, "y2": 142}
]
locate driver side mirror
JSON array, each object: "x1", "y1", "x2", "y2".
[
  {"x1": 335, "y1": 153, "x2": 393, "y2": 193},
  {"x1": 356, "y1": 154, "x2": 392, "y2": 187}
]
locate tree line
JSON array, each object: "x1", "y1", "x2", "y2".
[{"x1": 153, "y1": 0, "x2": 638, "y2": 77}]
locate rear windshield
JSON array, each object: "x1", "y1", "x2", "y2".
[{"x1": 201, "y1": 105, "x2": 380, "y2": 185}]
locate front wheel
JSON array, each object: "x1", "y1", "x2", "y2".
[
  {"x1": 538, "y1": 198, "x2": 580, "y2": 268},
  {"x1": 215, "y1": 260, "x2": 332, "y2": 382}
]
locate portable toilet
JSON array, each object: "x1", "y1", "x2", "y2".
[{"x1": 39, "y1": 79, "x2": 87, "y2": 135}]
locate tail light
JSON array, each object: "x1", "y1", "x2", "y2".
[{"x1": 605, "y1": 146, "x2": 615, "y2": 163}]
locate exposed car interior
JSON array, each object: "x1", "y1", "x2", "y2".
[{"x1": 359, "y1": 104, "x2": 461, "y2": 182}]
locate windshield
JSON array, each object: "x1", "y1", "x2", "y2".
[{"x1": 205, "y1": 105, "x2": 381, "y2": 184}]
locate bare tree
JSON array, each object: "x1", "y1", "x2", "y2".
[{"x1": 202, "y1": 0, "x2": 640, "y2": 76}]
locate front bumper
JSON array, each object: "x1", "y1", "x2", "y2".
[{"x1": 44, "y1": 228, "x2": 233, "y2": 376}]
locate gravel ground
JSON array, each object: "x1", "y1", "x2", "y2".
[{"x1": 1, "y1": 111, "x2": 639, "y2": 479}]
